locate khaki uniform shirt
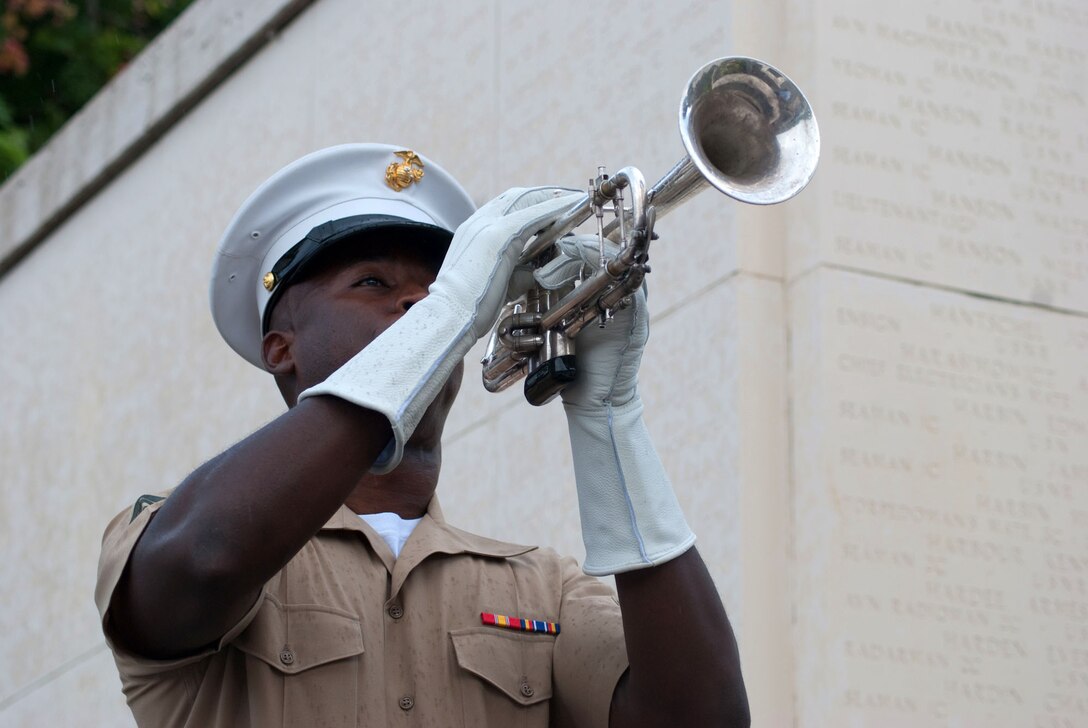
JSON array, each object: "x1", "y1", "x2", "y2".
[{"x1": 96, "y1": 495, "x2": 629, "y2": 728}]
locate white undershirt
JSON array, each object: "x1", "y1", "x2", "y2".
[{"x1": 358, "y1": 512, "x2": 422, "y2": 558}]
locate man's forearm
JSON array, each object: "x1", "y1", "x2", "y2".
[{"x1": 610, "y1": 547, "x2": 750, "y2": 728}]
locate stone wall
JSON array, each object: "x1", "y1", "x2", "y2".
[{"x1": 0, "y1": 0, "x2": 1083, "y2": 725}]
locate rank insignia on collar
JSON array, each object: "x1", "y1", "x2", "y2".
[
  {"x1": 481, "y1": 612, "x2": 560, "y2": 635},
  {"x1": 385, "y1": 150, "x2": 425, "y2": 191}
]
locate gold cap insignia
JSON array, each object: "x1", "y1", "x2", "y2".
[
  {"x1": 385, "y1": 150, "x2": 424, "y2": 191},
  {"x1": 262, "y1": 272, "x2": 277, "y2": 291}
]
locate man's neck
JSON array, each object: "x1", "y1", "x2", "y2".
[{"x1": 344, "y1": 445, "x2": 439, "y2": 518}]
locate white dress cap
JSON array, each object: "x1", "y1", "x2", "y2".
[{"x1": 210, "y1": 143, "x2": 476, "y2": 368}]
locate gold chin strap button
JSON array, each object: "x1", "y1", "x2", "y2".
[
  {"x1": 262, "y1": 272, "x2": 277, "y2": 291},
  {"x1": 385, "y1": 150, "x2": 425, "y2": 191}
]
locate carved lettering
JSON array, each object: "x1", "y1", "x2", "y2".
[
  {"x1": 837, "y1": 354, "x2": 886, "y2": 376},
  {"x1": 842, "y1": 542, "x2": 916, "y2": 567},
  {"x1": 1026, "y1": 38, "x2": 1087, "y2": 64},
  {"x1": 994, "y1": 338, "x2": 1050, "y2": 361},
  {"x1": 929, "y1": 305, "x2": 1042, "y2": 338},
  {"x1": 1046, "y1": 553, "x2": 1088, "y2": 573},
  {"x1": 836, "y1": 307, "x2": 901, "y2": 332},
  {"x1": 875, "y1": 23, "x2": 981, "y2": 59},
  {"x1": 846, "y1": 592, "x2": 883, "y2": 612},
  {"x1": 900, "y1": 344, "x2": 1052, "y2": 385},
  {"x1": 944, "y1": 680, "x2": 1023, "y2": 705},
  {"x1": 1053, "y1": 670, "x2": 1088, "y2": 690},
  {"x1": 1019, "y1": 478, "x2": 1074, "y2": 502},
  {"x1": 927, "y1": 533, "x2": 1025, "y2": 563},
  {"x1": 1029, "y1": 387, "x2": 1071, "y2": 410},
  {"x1": 1047, "y1": 415, "x2": 1087, "y2": 436},
  {"x1": 930, "y1": 189, "x2": 1016, "y2": 220},
  {"x1": 896, "y1": 363, "x2": 1021, "y2": 398},
  {"x1": 940, "y1": 233, "x2": 1022, "y2": 265},
  {"x1": 1047, "y1": 646, "x2": 1088, "y2": 668},
  {"x1": 925, "y1": 580, "x2": 1005, "y2": 609},
  {"x1": 943, "y1": 630, "x2": 1028, "y2": 658},
  {"x1": 1020, "y1": 144, "x2": 1073, "y2": 166},
  {"x1": 1041, "y1": 255, "x2": 1088, "y2": 281},
  {"x1": 841, "y1": 496, "x2": 980, "y2": 531},
  {"x1": 831, "y1": 57, "x2": 908, "y2": 86},
  {"x1": 1000, "y1": 115, "x2": 1061, "y2": 142},
  {"x1": 898, "y1": 95, "x2": 983, "y2": 126},
  {"x1": 832, "y1": 101, "x2": 902, "y2": 128},
  {"x1": 1024, "y1": 1, "x2": 1088, "y2": 28},
  {"x1": 1001, "y1": 94, "x2": 1056, "y2": 119},
  {"x1": 844, "y1": 689, "x2": 918, "y2": 712},
  {"x1": 1028, "y1": 434, "x2": 1069, "y2": 454},
  {"x1": 977, "y1": 495, "x2": 1049, "y2": 521},
  {"x1": 839, "y1": 400, "x2": 911, "y2": 426},
  {"x1": 832, "y1": 146, "x2": 907, "y2": 173},
  {"x1": 1043, "y1": 692, "x2": 1088, "y2": 718},
  {"x1": 925, "y1": 14, "x2": 1009, "y2": 46},
  {"x1": 953, "y1": 444, "x2": 1027, "y2": 472},
  {"x1": 1031, "y1": 166, "x2": 1088, "y2": 194},
  {"x1": 845, "y1": 640, "x2": 950, "y2": 667},
  {"x1": 1034, "y1": 573, "x2": 1088, "y2": 598},
  {"x1": 890, "y1": 597, "x2": 992, "y2": 626},
  {"x1": 833, "y1": 191, "x2": 974, "y2": 231},
  {"x1": 927, "y1": 145, "x2": 1011, "y2": 175},
  {"x1": 835, "y1": 235, "x2": 909, "y2": 264},
  {"x1": 934, "y1": 59, "x2": 1017, "y2": 91},
  {"x1": 841, "y1": 447, "x2": 912, "y2": 472},
  {"x1": 952, "y1": 398, "x2": 1027, "y2": 425},
  {"x1": 1050, "y1": 463, "x2": 1088, "y2": 483},
  {"x1": 987, "y1": 517, "x2": 1032, "y2": 540},
  {"x1": 1031, "y1": 597, "x2": 1088, "y2": 622},
  {"x1": 980, "y1": 6, "x2": 1035, "y2": 31}
]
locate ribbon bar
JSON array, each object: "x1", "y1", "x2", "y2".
[{"x1": 481, "y1": 612, "x2": 560, "y2": 635}]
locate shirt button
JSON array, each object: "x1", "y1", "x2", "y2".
[
  {"x1": 520, "y1": 682, "x2": 534, "y2": 698},
  {"x1": 387, "y1": 604, "x2": 404, "y2": 620},
  {"x1": 279, "y1": 649, "x2": 295, "y2": 666},
  {"x1": 399, "y1": 695, "x2": 415, "y2": 711}
]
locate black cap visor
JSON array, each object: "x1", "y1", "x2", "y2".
[{"x1": 261, "y1": 214, "x2": 453, "y2": 334}]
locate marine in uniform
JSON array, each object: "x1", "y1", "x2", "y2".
[{"x1": 95, "y1": 144, "x2": 750, "y2": 727}]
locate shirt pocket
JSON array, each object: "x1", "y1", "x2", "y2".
[
  {"x1": 450, "y1": 627, "x2": 554, "y2": 727},
  {"x1": 234, "y1": 597, "x2": 365, "y2": 727}
]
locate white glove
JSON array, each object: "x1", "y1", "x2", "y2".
[
  {"x1": 300, "y1": 187, "x2": 582, "y2": 473},
  {"x1": 545, "y1": 235, "x2": 695, "y2": 575}
]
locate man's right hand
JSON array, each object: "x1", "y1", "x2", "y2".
[
  {"x1": 299, "y1": 187, "x2": 582, "y2": 473},
  {"x1": 432, "y1": 186, "x2": 582, "y2": 337}
]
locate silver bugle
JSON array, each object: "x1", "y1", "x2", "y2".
[{"x1": 481, "y1": 56, "x2": 821, "y2": 404}]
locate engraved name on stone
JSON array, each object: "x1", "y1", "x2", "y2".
[
  {"x1": 820, "y1": 272, "x2": 1086, "y2": 725},
  {"x1": 823, "y1": 1, "x2": 1088, "y2": 310}
]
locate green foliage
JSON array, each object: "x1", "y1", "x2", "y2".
[{"x1": 0, "y1": 0, "x2": 196, "y2": 181}]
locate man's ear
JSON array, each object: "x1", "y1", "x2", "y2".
[{"x1": 261, "y1": 329, "x2": 295, "y2": 376}]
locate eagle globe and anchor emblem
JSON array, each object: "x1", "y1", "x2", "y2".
[{"x1": 385, "y1": 150, "x2": 425, "y2": 191}]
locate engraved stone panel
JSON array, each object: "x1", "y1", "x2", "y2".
[
  {"x1": 789, "y1": 0, "x2": 1088, "y2": 313},
  {"x1": 791, "y1": 267, "x2": 1088, "y2": 727}
]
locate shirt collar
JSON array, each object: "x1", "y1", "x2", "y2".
[{"x1": 320, "y1": 495, "x2": 537, "y2": 589}]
